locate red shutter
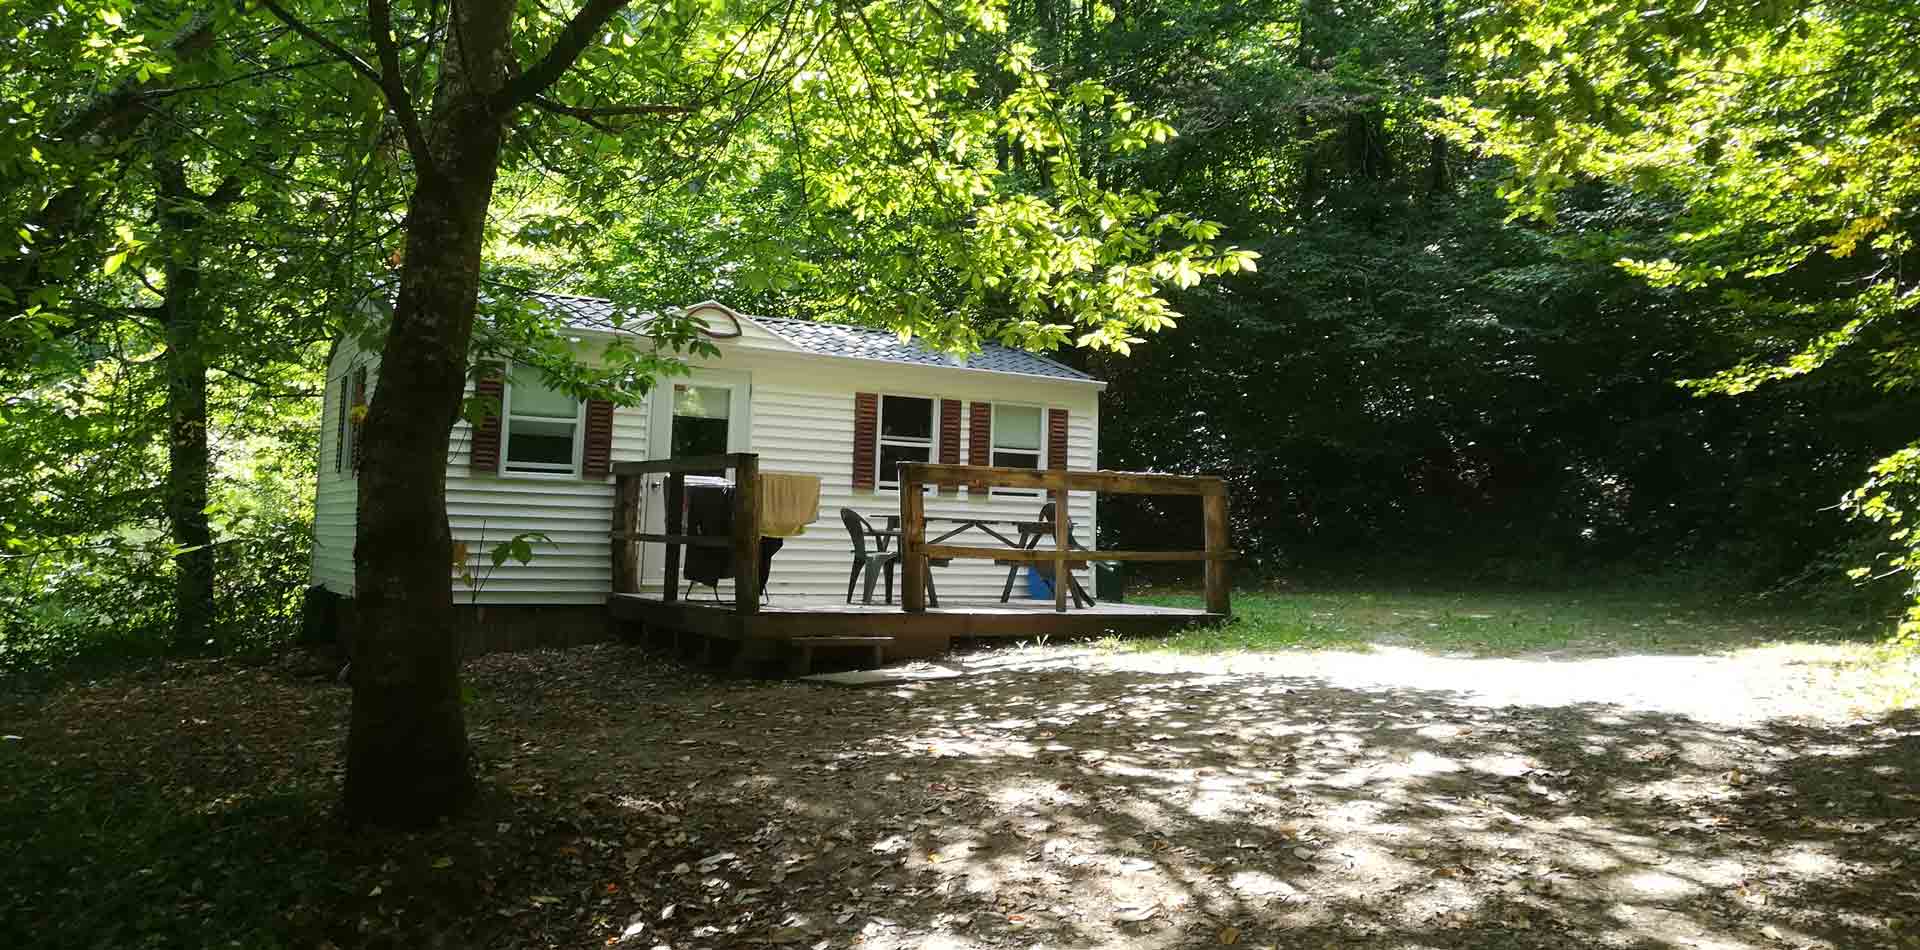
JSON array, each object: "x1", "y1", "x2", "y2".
[
  {"x1": 469, "y1": 363, "x2": 504, "y2": 474},
  {"x1": 852, "y1": 392, "x2": 878, "y2": 490},
  {"x1": 968, "y1": 402, "x2": 991, "y2": 492},
  {"x1": 582, "y1": 398, "x2": 615, "y2": 479},
  {"x1": 1047, "y1": 408, "x2": 1069, "y2": 470},
  {"x1": 350, "y1": 367, "x2": 368, "y2": 473},
  {"x1": 937, "y1": 399, "x2": 962, "y2": 494}
]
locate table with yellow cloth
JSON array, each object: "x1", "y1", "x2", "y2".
[{"x1": 756, "y1": 472, "x2": 821, "y2": 538}]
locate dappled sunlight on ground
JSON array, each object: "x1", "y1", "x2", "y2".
[
  {"x1": 4, "y1": 636, "x2": 1918, "y2": 949},
  {"x1": 1093, "y1": 642, "x2": 1905, "y2": 725}
]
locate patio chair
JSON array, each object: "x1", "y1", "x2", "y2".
[
  {"x1": 997, "y1": 502, "x2": 1094, "y2": 608},
  {"x1": 841, "y1": 508, "x2": 898, "y2": 605},
  {"x1": 841, "y1": 508, "x2": 947, "y2": 607}
]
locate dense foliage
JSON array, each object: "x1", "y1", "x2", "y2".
[
  {"x1": 1442, "y1": 0, "x2": 1920, "y2": 617},
  {"x1": 1065, "y1": 0, "x2": 1918, "y2": 597},
  {"x1": 2, "y1": 0, "x2": 1914, "y2": 689}
]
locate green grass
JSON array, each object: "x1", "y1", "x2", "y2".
[{"x1": 1131, "y1": 589, "x2": 1886, "y2": 658}]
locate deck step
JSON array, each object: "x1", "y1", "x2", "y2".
[{"x1": 785, "y1": 636, "x2": 897, "y2": 675}]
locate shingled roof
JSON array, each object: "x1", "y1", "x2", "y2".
[
  {"x1": 752, "y1": 316, "x2": 1096, "y2": 382},
  {"x1": 523, "y1": 292, "x2": 629, "y2": 333},
  {"x1": 525, "y1": 292, "x2": 1099, "y2": 383}
]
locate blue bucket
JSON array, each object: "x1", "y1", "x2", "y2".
[{"x1": 1025, "y1": 566, "x2": 1054, "y2": 600}]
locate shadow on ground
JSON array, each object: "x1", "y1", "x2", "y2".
[{"x1": 3, "y1": 645, "x2": 1917, "y2": 949}]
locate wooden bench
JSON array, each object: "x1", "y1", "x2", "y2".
[{"x1": 786, "y1": 636, "x2": 895, "y2": 675}]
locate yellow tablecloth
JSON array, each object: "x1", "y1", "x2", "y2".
[{"x1": 758, "y1": 472, "x2": 821, "y2": 538}]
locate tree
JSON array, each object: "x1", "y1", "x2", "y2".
[
  {"x1": 2, "y1": 2, "x2": 396, "y2": 656},
  {"x1": 244, "y1": 0, "x2": 1254, "y2": 826},
  {"x1": 1444, "y1": 0, "x2": 1920, "y2": 620}
]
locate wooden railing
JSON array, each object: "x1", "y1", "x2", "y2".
[
  {"x1": 897, "y1": 463, "x2": 1235, "y2": 616},
  {"x1": 609, "y1": 453, "x2": 761, "y2": 615}
]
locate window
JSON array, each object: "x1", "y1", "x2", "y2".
[
  {"x1": 992, "y1": 404, "x2": 1044, "y2": 494},
  {"x1": 877, "y1": 395, "x2": 935, "y2": 488},
  {"x1": 502, "y1": 364, "x2": 582, "y2": 475},
  {"x1": 671, "y1": 384, "x2": 732, "y2": 458},
  {"x1": 334, "y1": 374, "x2": 349, "y2": 473},
  {"x1": 670, "y1": 383, "x2": 732, "y2": 477}
]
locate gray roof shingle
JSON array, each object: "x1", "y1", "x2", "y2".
[
  {"x1": 524, "y1": 291, "x2": 627, "y2": 333},
  {"x1": 525, "y1": 292, "x2": 1098, "y2": 383},
  {"x1": 752, "y1": 317, "x2": 1097, "y2": 383}
]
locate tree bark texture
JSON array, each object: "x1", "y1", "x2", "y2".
[
  {"x1": 155, "y1": 159, "x2": 216, "y2": 651},
  {"x1": 342, "y1": 0, "x2": 518, "y2": 827}
]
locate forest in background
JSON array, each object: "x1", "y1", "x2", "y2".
[{"x1": 4, "y1": 0, "x2": 1918, "y2": 677}]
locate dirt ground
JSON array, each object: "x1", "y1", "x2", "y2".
[{"x1": 4, "y1": 639, "x2": 1919, "y2": 949}]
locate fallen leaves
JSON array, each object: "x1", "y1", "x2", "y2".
[{"x1": 6, "y1": 641, "x2": 1919, "y2": 950}]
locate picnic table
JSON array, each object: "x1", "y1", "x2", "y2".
[{"x1": 877, "y1": 515, "x2": 1094, "y2": 608}]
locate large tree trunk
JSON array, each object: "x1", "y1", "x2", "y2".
[
  {"x1": 342, "y1": 0, "x2": 516, "y2": 827},
  {"x1": 155, "y1": 159, "x2": 216, "y2": 650}
]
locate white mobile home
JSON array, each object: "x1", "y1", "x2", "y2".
[{"x1": 312, "y1": 296, "x2": 1103, "y2": 637}]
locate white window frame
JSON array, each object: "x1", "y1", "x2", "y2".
[
  {"x1": 989, "y1": 402, "x2": 1048, "y2": 497},
  {"x1": 500, "y1": 363, "x2": 585, "y2": 478},
  {"x1": 877, "y1": 393, "x2": 938, "y2": 491}
]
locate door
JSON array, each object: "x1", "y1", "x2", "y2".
[{"x1": 639, "y1": 372, "x2": 751, "y2": 589}]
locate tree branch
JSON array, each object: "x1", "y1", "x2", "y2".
[
  {"x1": 369, "y1": 0, "x2": 432, "y2": 161},
  {"x1": 212, "y1": 364, "x2": 321, "y2": 398},
  {"x1": 529, "y1": 94, "x2": 693, "y2": 129},
  {"x1": 257, "y1": 0, "x2": 383, "y2": 87},
  {"x1": 139, "y1": 57, "x2": 339, "y2": 100},
  {"x1": 502, "y1": 0, "x2": 634, "y2": 106}
]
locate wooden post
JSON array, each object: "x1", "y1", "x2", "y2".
[
  {"x1": 613, "y1": 475, "x2": 640, "y2": 594},
  {"x1": 663, "y1": 472, "x2": 684, "y2": 603},
  {"x1": 1203, "y1": 493, "x2": 1231, "y2": 616},
  {"x1": 731, "y1": 454, "x2": 761, "y2": 615},
  {"x1": 900, "y1": 469, "x2": 927, "y2": 612},
  {"x1": 1052, "y1": 472, "x2": 1070, "y2": 613}
]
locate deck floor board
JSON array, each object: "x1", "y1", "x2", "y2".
[{"x1": 606, "y1": 593, "x2": 1219, "y2": 651}]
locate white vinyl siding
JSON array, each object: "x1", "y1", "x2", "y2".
[
  {"x1": 749, "y1": 377, "x2": 1097, "y2": 604},
  {"x1": 445, "y1": 364, "x2": 648, "y2": 606},
  {"x1": 312, "y1": 308, "x2": 1101, "y2": 607},
  {"x1": 310, "y1": 336, "x2": 371, "y2": 595}
]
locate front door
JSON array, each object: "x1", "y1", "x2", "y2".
[{"x1": 640, "y1": 372, "x2": 751, "y2": 590}]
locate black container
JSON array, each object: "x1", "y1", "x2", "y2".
[{"x1": 1095, "y1": 562, "x2": 1125, "y2": 602}]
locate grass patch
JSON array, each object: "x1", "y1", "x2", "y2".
[{"x1": 1132, "y1": 589, "x2": 1886, "y2": 658}]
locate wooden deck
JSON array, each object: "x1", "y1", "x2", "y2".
[
  {"x1": 605, "y1": 456, "x2": 1235, "y2": 674},
  {"x1": 606, "y1": 593, "x2": 1222, "y2": 673}
]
